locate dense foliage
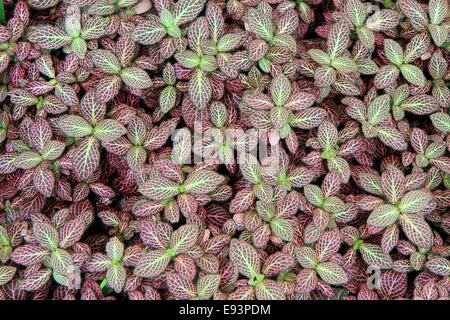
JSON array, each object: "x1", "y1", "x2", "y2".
[{"x1": 0, "y1": 0, "x2": 449, "y2": 300}]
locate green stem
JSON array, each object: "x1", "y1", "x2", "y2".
[{"x1": 0, "y1": 0, "x2": 5, "y2": 25}]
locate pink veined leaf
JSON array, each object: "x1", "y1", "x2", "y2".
[
  {"x1": 58, "y1": 115, "x2": 93, "y2": 138},
  {"x1": 366, "y1": 9, "x2": 400, "y2": 32},
  {"x1": 91, "y1": 49, "x2": 121, "y2": 74},
  {"x1": 295, "y1": 247, "x2": 319, "y2": 269},
  {"x1": 31, "y1": 118, "x2": 52, "y2": 153},
  {"x1": 316, "y1": 230, "x2": 341, "y2": 262},
  {"x1": 33, "y1": 222, "x2": 59, "y2": 250},
  {"x1": 93, "y1": 119, "x2": 127, "y2": 143},
  {"x1": 33, "y1": 166, "x2": 55, "y2": 197},
  {"x1": 188, "y1": 69, "x2": 212, "y2": 109},
  {"x1": 0, "y1": 266, "x2": 16, "y2": 286},
  {"x1": 246, "y1": 7, "x2": 274, "y2": 42},
  {"x1": 132, "y1": 15, "x2": 166, "y2": 45},
  {"x1": 120, "y1": 67, "x2": 152, "y2": 90},
  {"x1": 290, "y1": 108, "x2": 327, "y2": 129},
  {"x1": 367, "y1": 204, "x2": 400, "y2": 228},
  {"x1": 19, "y1": 269, "x2": 52, "y2": 292},
  {"x1": 317, "y1": 121, "x2": 338, "y2": 150},
  {"x1": 295, "y1": 268, "x2": 318, "y2": 293},
  {"x1": 167, "y1": 272, "x2": 197, "y2": 299},
  {"x1": 316, "y1": 262, "x2": 348, "y2": 285},
  {"x1": 270, "y1": 218, "x2": 295, "y2": 242},
  {"x1": 58, "y1": 216, "x2": 85, "y2": 249},
  {"x1": 139, "y1": 177, "x2": 179, "y2": 201},
  {"x1": 255, "y1": 279, "x2": 285, "y2": 300},
  {"x1": 197, "y1": 274, "x2": 221, "y2": 300},
  {"x1": 170, "y1": 224, "x2": 200, "y2": 254},
  {"x1": 229, "y1": 239, "x2": 261, "y2": 279},
  {"x1": 106, "y1": 264, "x2": 127, "y2": 293},
  {"x1": 359, "y1": 243, "x2": 393, "y2": 269},
  {"x1": 398, "y1": 214, "x2": 434, "y2": 248},
  {"x1": 397, "y1": 0, "x2": 428, "y2": 30},
  {"x1": 381, "y1": 167, "x2": 405, "y2": 204},
  {"x1": 314, "y1": 66, "x2": 336, "y2": 87},
  {"x1": 270, "y1": 74, "x2": 292, "y2": 107},
  {"x1": 425, "y1": 258, "x2": 450, "y2": 277},
  {"x1": 134, "y1": 249, "x2": 171, "y2": 278},
  {"x1": 379, "y1": 270, "x2": 407, "y2": 299},
  {"x1": 10, "y1": 245, "x2": 50, "y2": 266},
  {"x1": 173, "y1": 0, "x2": 207, "y2": 25},
  {"x1": 29, "y1": 25, "x2": 72, "y2": 49},
  {"x1": 376, "y1": 127, "x2": 407, "y2": 151},
  {"x1": 73, "y1": 136, "x2": 100, "y2": 181},
  {"x1": 80, "y1": 90, "x2": 106, "y2": 126},
  {"x1": 184, "y1": 170, "x2": 225, "y2": 194},
  {"x1": 262, "y1": 252, "x2": 296, "y2": 277},
  {"x1": 327, "y1": 21, "x2": 350, "y2": 58}
]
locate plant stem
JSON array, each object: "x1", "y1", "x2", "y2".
[{"x1": 0, "y1": 0, "x2": 5, "y2": 25}]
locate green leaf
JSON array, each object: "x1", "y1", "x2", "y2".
[
  {"x1": 184, "y1": 170, "x2": 225, "y2": 194},
  {"x1": 93, "y1": 119, "x2": 127, "y2": 143},
  {"x1": 73, "y1": 136, "x2": 100, "y2": 181},
  {"x1": 229, "y1": 239, "x2": 261, "y2": 279},
  {"x1": 367, "y1": 204, "x2": 400, "y2": 228},
  {"x1": 58, "y1": 115, "x2": 93, "y2": 138},
  {"x1": 399, "y1": 190, "x2": 433, "y2": 214},
  {"x1": 316, "y1": 262, "x2": 348, "y2": 285}
]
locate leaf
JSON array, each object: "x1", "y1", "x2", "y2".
[
  {"x1": 359, "y1": 243, "x2": 393, "y2": 269},
  {"x1": 229, "y1": 239, "x2": 260, "y2": 279},
  {"x1": 132, "y1": 15, "x2": 166, "y2": 45},
  {"x1": 400, "y1": 95, "x2": 439, "y2": 115},
  {"x1": 255, "y1": 279, "x2": 285, "y2": 300},
  {"x1": 399, "y1": 190, "x2": 433, "y2": 214},
  {"x1": 271, "y1": 74, "x2": 291, "y2": 107},
  {"x1": 139, "y1": 177, "x2": 179, "y2": 201},
  {"x1": 398, "y1": 214, "x2": 433, "y2": 248},
  {"x1": 80, "y1": 90, "x2": 106, "y2": 126},
  {"x1": 426, "y1": 258, "x2": 450, "y2": 276},
  {"x1": 344, "y1": 0, "x2": 367, "y2": 27},
  {"x1": 0, "y1": 267, "x2": 15, "y2": 287},
  {"x1": 381, "y1": 167, "x2": 405, "y2": 204},
  {"x1": 33, "y1": 222, "x2": 59, "y2": 250},
  {"x1": 316, "y1": 262, "x2": 348, "y2": 285},
  {"x1": 72, "y1": 136, "x2": 100, "y2": 181},
  {"x1": 430, "y1": 112, "x2": 450, "y2": 133},
  {"x1": 367, "y1": 204, "x2": 400, "y2": 228},
  {"x1": 246, "y1": 7, "x2": 273, "y2": 41},
  {"x1": 327, "y1": 22, "x2": 350, "y2": 58},
  {"x1": 91, "y1": 49, "x2": 121, "y2": 74},
  {"x1": 134, "y1": 249, "x2": 171, "y2": 278},
  {"x1": 197, "y1": 274, "x2": 221, "y2": 300},
  {"x1": 384, "y1": 39, "x2": 403, "y2": 66},
  {"x1": 316, "y1": 230, "x2": 341, "y2": 262},
  {"x1": 93, "y1": 119, "x2": 127, "y2": 143},
  {"x1": 184, "y1": 170, "x2": 225, "y2": 194},
  {"x1": 188, "y1": 69, "x2": 212, "y2": 108},
  {"x1": 10, "y1": 245, "x2": 49, "y2": 266},
  {"x1": 376, "y1": 127, "x2": 407, "y2": 151},
  {"x1": 167, "y1": 272, "x2": 196, "y2": 299},
  {"x1": 19, "y1": 269, "x2": 52, "y2": 292},
  {"x1": 58, "y1": 115, "x2": 93, "y2": 138},
  {"x1": 106, "y1": 264, "x2": 126, "y2": 293},
  {"x1": 400, "y1": 64, "x2": 426, "y2": 87},
  {"x1": 29, "y1": 25, "x2": 72, "y2": 49},
  {"x1": 366, "y1": 9, "x2": 400, "y2": 31},
  {"x1": 120, "y1": 67, "x2": 152, "y2": 89},
  {"x1": 318, "y1": 121, "x2": 338, "y2": 150},
  {"x1": 170, "y1": 224, "x2": 199, "y2": 254},
  {"x1": 290, "y1": 108, "x2": 326, "y2": 129},
  {"x1": 174, "y1": 0, "x2": 207, "y2": 25},
  {"x1": 58, "y1": 217, "x2": 85, "y2": 249}
]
